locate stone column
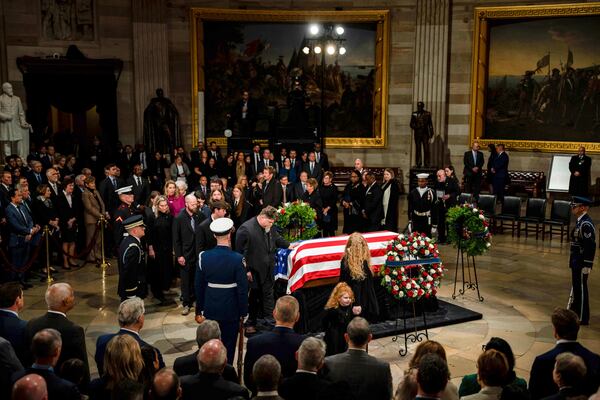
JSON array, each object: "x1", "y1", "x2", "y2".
[
  {"x1": 412, "y1": 0, "x2": 451, "y2": 168},
  {"x1": 0, "y1": 1, "x2": 8, "y2": 83},
  {"x1": 132, "y1": 0, "x2": 170, "y2": 144}
]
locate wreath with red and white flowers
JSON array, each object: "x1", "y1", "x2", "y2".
[{"x1": 379, "y1": 232, "x2": 444, "y2": 302}]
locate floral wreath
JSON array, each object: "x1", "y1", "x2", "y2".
[
  {"x1": 274, "y1": 201, "x2": 319, "y2": 242},
  {"x1": 379, "y1": 232, "x2": 444, "y2": 302},
  {"x1": 446, "y1": 204, "x2": 492, "y2": 256}
]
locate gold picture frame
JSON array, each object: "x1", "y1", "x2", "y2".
[
  {"x1": 189, "y1": 8, "x2": 390, "y2": 148},
  {"x1": 469, "y1": 2, "x2": 600, "y2": 153}
]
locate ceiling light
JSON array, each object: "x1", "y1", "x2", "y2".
[
  {"x1": 339, "y1": 47, "x2": 346, "y2": 55},
  {"x1": 326, "y1": 45, "x2": 336, "y2": 55},
  {"x1": 314, "y1": 46, "x2": 322, "y2": 54},
  {"x1": 302, "y1": 46, "x2": 310, "y2": 54},
  {"x1": 335, "y1": 26, "x2": 344, "y2": 35},
  {"x1": 309, "y1": 24, "x2": 320, "y2": 35}
]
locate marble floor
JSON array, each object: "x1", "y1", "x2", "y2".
[{"x1": 18, "y1": 205, "x2": 600, "y2": 390}]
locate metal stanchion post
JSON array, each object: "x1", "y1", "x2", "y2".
[
  {"x1": 44, "y1": 225, "x2": 54, "y2": 284},
  {"x1": 98, "y1": 215, "x2": 111, "y2": 276}
]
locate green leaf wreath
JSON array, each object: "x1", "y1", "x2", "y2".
[
  {"x1": 274, "y1": 201, "x2": 319, "y2": 242},
  {"x1": 446, "y1": 204, "x2": 492, "y2": 256}
]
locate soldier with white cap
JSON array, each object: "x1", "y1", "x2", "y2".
[
  {"x1": 194, "y1": 217, "x2": 248, "y2": 364},
  {"x1": 407, "y1": 173, "x2": 437, "y2": 237},
  {"x1": 112, "y1": 185, "x2": 137, "y2": 245},
  {"x1": 118, "y1": 214, "x2": 146, "y2": 300}
]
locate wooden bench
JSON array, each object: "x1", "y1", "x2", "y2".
[
  {"x1": 477, "y1": 170, "x2": 546, "y2": 198},
  {"x1": 331, "y1": 166, "x2": 404, "y2": 194}
]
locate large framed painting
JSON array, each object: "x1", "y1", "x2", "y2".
[
  {"x1": 469, "y1": 3, "x2": 600, "y2": 153},
  {"x1": 189, "y1": 8, "x2": 390, "y2": 148}
]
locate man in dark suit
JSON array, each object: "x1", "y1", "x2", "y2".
[
  {"x1": 313, "y1": 142, "x2": 330, "y2": 171},
  {"x1": 363, "y1": 171, "x2": 384, "y2": 232},
  {"x1": 235, "y1": 207, "x2": 291, "y2": 333},
  {"x1": 491, "y1": 144, "x2": 509, "y2": 203},
  {"x1": 323, "y1": 317, "x2": 392, "y2": 400},
  {"x1": 45, "y1": 168, "x2": 61, "y2": 202},
  {"x1": 279, "y1": 175, "x2": 294, "y2": 204},
  {"x1": 173, "y1": 320, "x2": 238, "y2": 382},
  {"x1": 276, "y1": 147, "x2": 288, "y2": 171},
  {"x1": 0, "y1": 336, "x2": 24, "y2": 399},
  {"x1": 119, "y1": 145, "x2": 136, "y2": 178},
  {"x1": 0, "y1": 170, "x2": 13, "y2": 206},
  {"x1": 252, "y1": 355, "x2": 285, "y2": 400},
  {"x1": 208, "y1": 141, "x2": 224, "y2": 166},
  {"x1": 258, "y1": 149, "x2": 274, "y2": 173},
  {"x1": 302, "y1": 152, "x2": 323, "y2": 182},
  {"x1": 26, "y1": 161, "x2": 46, "y2": 194},
  {"x1": 229, "y1": 90, "x2": 258, "y2": 137},
  {"x1": 463, "y1": 141, "x2": 484, "y2": 199},
  {"x1": 293, "y1": 171, "x2": 309, "y2": 201},
  {"x1": 173, "y1": 194, "x2": 204, "y2": 316},
  {"x1": 127, "y1": 163, "x2": 150, "y2": 207},
  {"x1": 279, "y1": 337, "x2": 330, "y2": 400},
  {"x1": 259, "y1": 166, "x2": 282, "y2": 209},
  {"x1": 543, "y1": 352, "x2": 588, "y2": 400},
  {"x1": 288, "y1": 149, "x2": 302, "y2": 176},
  {"x1": 94, "y1": 297, "x2": 165, "y2": 374},
  {"x1": 12, "y1": 328, "x2": 81, "y2": 400},
  {"x1": 569, "y1": 145, "x2": 592, "y2": 197},
  {"x1": 249, "y1": 145, "x2": 262, "y2": 179},
  {"x1": 197, "y1": 201, "x2": 228, "y2": 252},
  {"x1": 180, "y1": 339, "x2": 249, "y2": 400},
  {"x1": 529, "y1": 308, "x2": 600, "y2": 399},
  {"x1": 24, "y1": 283, "x2": 90, "y2": 387},
  {"x1": 415, "y1": 353, "x2": 450, "y2": 400},
  {"x1": 0, "y1": 282, "x2": 27, "y2": 363},
  {"x1": 98, "y1": 163, "x2": 123, "y2": 216},
  {"x1": 243, "y1": 296, "x2": 305, "y2": 394}
]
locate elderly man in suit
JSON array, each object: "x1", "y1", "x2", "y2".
[
  {"x1": 24, "y1": 283, "x2": 90, "y2": 387},
  {"x1": 302, "y1": 152, "x2": 323, "y2": 182},
  {"x1": 529, "y1": 308, "x2": 600, "y2": 399},
  {"x1": 173, "y1": 320, "x2": 238, "y2": 382},
  {"x1": 0, "y1": 282, "x2": 27, "y2": 363},
  {"x1": 12, "y1": 329, "x2": 81, "y2": 400},
  {"x1": 293, "y1": 171, "x2": 309, "y2": 201},
  {"x1": 5, "y1": 188, "x2": 40, "y2": 287},
  {"x1": 243, "y1": 296, "x2": 305, "y2": 395},
  {"x1": 279, "y1": 337, "x2": 330, "y2": 400},
  {"x1": 252, "y1": 355, "x2": 285, "y2": 400},
  {"x1": 94, "y1": 297, "x2": 164, "y2": 375},
  {"x1": 180, "y1": 339, "x2": 249, "y2": 400},
  {"x1": 235, "y1": 207, "x2": 292, "y2": 333},
  {"x1": 173, "y1": 194, "x2": 204, "y2": 316},
  {"x1": 363, "y1": 171, "x2": 384, "y2": 232},
  {"x1": 569, "y1": 146, "x2": 592, "y2": 197},
  {"x1": 463, "y1": 141, "x2": 484, "y2": 200},
  {"x1": 322, "y1": 317, "x2": 392, "y2": 400},
  {"x1": 1, "y1": 336, "x2": 24, "y2": 399}
]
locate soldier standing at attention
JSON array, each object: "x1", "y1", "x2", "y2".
[
  {"x1": 569, "y1": 196, "x2": 595, "y2": 325},
  {"x1": 408, "y1": 173, "x2": 437, "y2": 237},
  {"x1": 113, "y1": 185, "x2": 136, "y2": 246},
  {"x1": 118, "y1": 215, "x2": 146, "y2": 300},
  {"x1": 195, "y1": 217, "x2": 248, "y2": 364}
]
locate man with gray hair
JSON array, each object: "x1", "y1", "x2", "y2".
[
  {"x1": 150, "y1": 368, "x2": 181, "y2": 400},
  {"x1": 180, "y1": 339, "x2": 248, "y2": 400},
  {"x1": 26, "y1": 160, "x2": 45, "y2": 193},
  {"x1": 173, "y1": 320, "x2": 238, "y2": 382},
  {"x1": 11, "y1": 373, "x2": 48, "y2": 400},
  {"x1": 94, "y1": 297, "x2": 164, "y2": 374},
  {"x1": 323, "y1": 317, "x2": 392, "y2": 400},
  {"x1": 280, "y1": 337, "x2": 331, "y2": 400},
  {"x1": 549, "y1": 352, "x2": 588, "y2": 399},
  {"x1": 12, "y1": 329, "x2": 80, "y2": 399},
  {"x1": 253, "y1": 354, "x2": 283, "y2": 399},
  {"x1": 24, "y1": 283, "x2": 89, "y2": 386},
  {"x1": 45, "y1": 168, "x2": 60, "y2": 200}
]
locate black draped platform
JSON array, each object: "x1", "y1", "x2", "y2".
[{"x1": 290, "y1": 282, "x2": 482, "y2": 338}]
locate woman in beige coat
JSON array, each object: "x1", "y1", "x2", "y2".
[{"x1": 82, "y1": 176, "x2": 107, "y2": 264}]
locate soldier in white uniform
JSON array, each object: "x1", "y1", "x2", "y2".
[{"x1": 0, "y1": 82, "x2": 31, "y2": 160}]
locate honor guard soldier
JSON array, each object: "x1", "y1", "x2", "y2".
[
  {"x1": 195, "y1": 217, "x2": 248, "y2": 363},
  {"x1": 113, "y1": 185, "x2": 136, "y2": 245},
  {"x1": 118, "y1": 215, "x2": 147, "y2": 301},
  {"x1": 408, "y1": 173, "x2": 437, "y2": 237},
  {"x1": 569, "y1": 196, "x2": 595, "y2": 325},
  {"x1": 433, "y1": 169, "x2": 459, "y2": 244}
]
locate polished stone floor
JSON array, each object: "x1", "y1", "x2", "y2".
[{"x1": 18, "y1": 205, "x2": 600, "y2": 390}]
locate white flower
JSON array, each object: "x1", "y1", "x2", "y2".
[
  {"x1": 425, "y1": 283, "x2": 431, "y2": 289},
  {"x1": 392, "y1": 270, "x2": 398, "y2": 275},
  {"x1": 393, "y1": 285, "x2": 399, "y2": 291},
  {"x1": 473, "y1": 208, "x2": 478, "y2": 213},
  {"x1": 395, "y1": 256, "x2": 400, "y2": 261},
  {"x1": 427, "y1": 275, "x2": 433, "y2": 282},
  {"x1": 398, "y1": 291, "x2": 404, "y2": 297},
  {"x1": 424, "y1": 250, "x2": 430, "y2": 256},
  {"x1": 400, "y1": 267, "x2": 405, "y2": 273},
  {"x1": 486, "y1": 242, "x2": 491, "y2": 248},
  {"x1": 406, "y1": 283, "x2": 412, "y2": 289},
  {"x1": 384, "y1": 276, "x2": 391, "y2": 282},
  {"x1": 429, "y1": 268, "x2": 435, "y2": 274},
  {"x1": 479, "y1": 214, "x2": 485, "y2": 220}
]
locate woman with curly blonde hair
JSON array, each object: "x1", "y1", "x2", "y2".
[
  {"x1": 339, "y1": 232, "x2": 380, "y2": 322},
  {"x1": 89, "y1": 334, "x2": 144, "y2": 399},
  {"x1": 323, "y1": 282, "x2": 360, "y2": 355}
]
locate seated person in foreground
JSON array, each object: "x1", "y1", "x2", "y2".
[{"x1": 279, "y1": 337, "x2": 331, "y2": 400}]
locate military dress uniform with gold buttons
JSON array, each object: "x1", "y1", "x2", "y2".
[
  {"x1": 569, "y1": 201, "x2": 595, "y2": 325},
  {"x1": 118, "y1": 215, "x2": 147, "y2": 300}
]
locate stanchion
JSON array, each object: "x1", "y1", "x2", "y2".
[
  {"x1": 44, "y1": 226, "x2": 54, "y2": 284},
  {"x1": 392, "y1": 301, "x2": 429, "y2": 356},
  {"x1": 98, "y1": 215, "x2": 111, "y2": 276}
]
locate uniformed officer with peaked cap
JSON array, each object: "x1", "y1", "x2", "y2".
[
  {"x1": 408, "y1": 172, "x2": 437, "y2": 237},
  {"x1": 118, "y1": 214, "x2": 147, "y2": 301},
  {"x1": 113, "y1": 185, "x2": 136, "y2": 246},
  {"x1": 569, "y1": 196, "x2": 595, "y2": 325},
  {"x1": 195, "y1": 217, "x2": 248, "y2": 363}
]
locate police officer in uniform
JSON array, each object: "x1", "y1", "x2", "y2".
[
  {"x1": 113, "y1": 185, "x2": 136, "y2": 246},
  {"x1": 118, "y1": 215, "x2": 147, "y2": 301},
  {"x1": 195, "y1": 218, "x2": 248, "y2": 364},
  {"x1": 408, "y1": 173, "x2": 437, "y2": 237},
  {"x1": 568, "y1": 196, "x2": 595, "y2": 325}
]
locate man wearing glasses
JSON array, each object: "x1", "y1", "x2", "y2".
[{"x1": 569, "y1": 196, "x2": 595, "y2": 325}]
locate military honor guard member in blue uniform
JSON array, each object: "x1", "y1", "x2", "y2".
[
  {"x1": 118, "y1": 214, "x2": 147, "y2": 301},
  {"x1": 113, "y1": 185, "x2": 137, "y2": 246},
  {"x1": 195, "y1": 217, "x2": 249, "y2": 364},
  {"x1": 569, "y1": 196, "x2": 595, "y2": 325}
]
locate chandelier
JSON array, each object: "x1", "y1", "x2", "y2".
[{"x1": 302, "y1": 24, "x2": 347, "y2": 56}]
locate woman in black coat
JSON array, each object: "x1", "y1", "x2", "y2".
[
  {"x1": 55, "y1": 178, "x2": 78, "y2": 269},
  {"x1": 341, "y1": 170, "x2": 366, "y2": 234},
  {"x1": 221, "y1": 154, "x2": 236, "y2": 187},
  {"x1": 320, "y1": 171, "x2": 338, "y2": 237},
  {"x1": 338, "y1": 232, "x2": 380, "y2": 322},
  {"x1": 381, "y1": 168, "x2": 400, "y2": 232},
  {"x1": 301, "y1": 178, "x2": 323, "y2": 237},
  {"x1": 148, "y1": 151, "x2": 168, "y2": 192},
  {"x1": 147, "y1": 195, "x2": 174, "y2": 300},
  {"x1": 230, "y1": 184, "x2": 254, "y2": 244}
]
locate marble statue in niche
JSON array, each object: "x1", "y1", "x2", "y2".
[{"x1": 41, "y1": 0, "x2": 94, "y2": 41}]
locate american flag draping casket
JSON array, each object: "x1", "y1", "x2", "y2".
[{"x1": 282, "y1": 231, "x2": 400, "y2": 293}]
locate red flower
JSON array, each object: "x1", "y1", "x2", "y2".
[
  {"x1": 391, "y1": 289, "x2": 398, "y2": 295},
  {"x1": 385, "y1": 268, "x2": 391, "y2": 274},
  {"x1": 280, "y1": 209, "x2": 286, "y2": 214},
  {"x1": 425, "y1": 293, "x2": 430, "y2": 298},
  {"x1": 387, "y1": 256, "x2": 394, "y2": 262}
]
